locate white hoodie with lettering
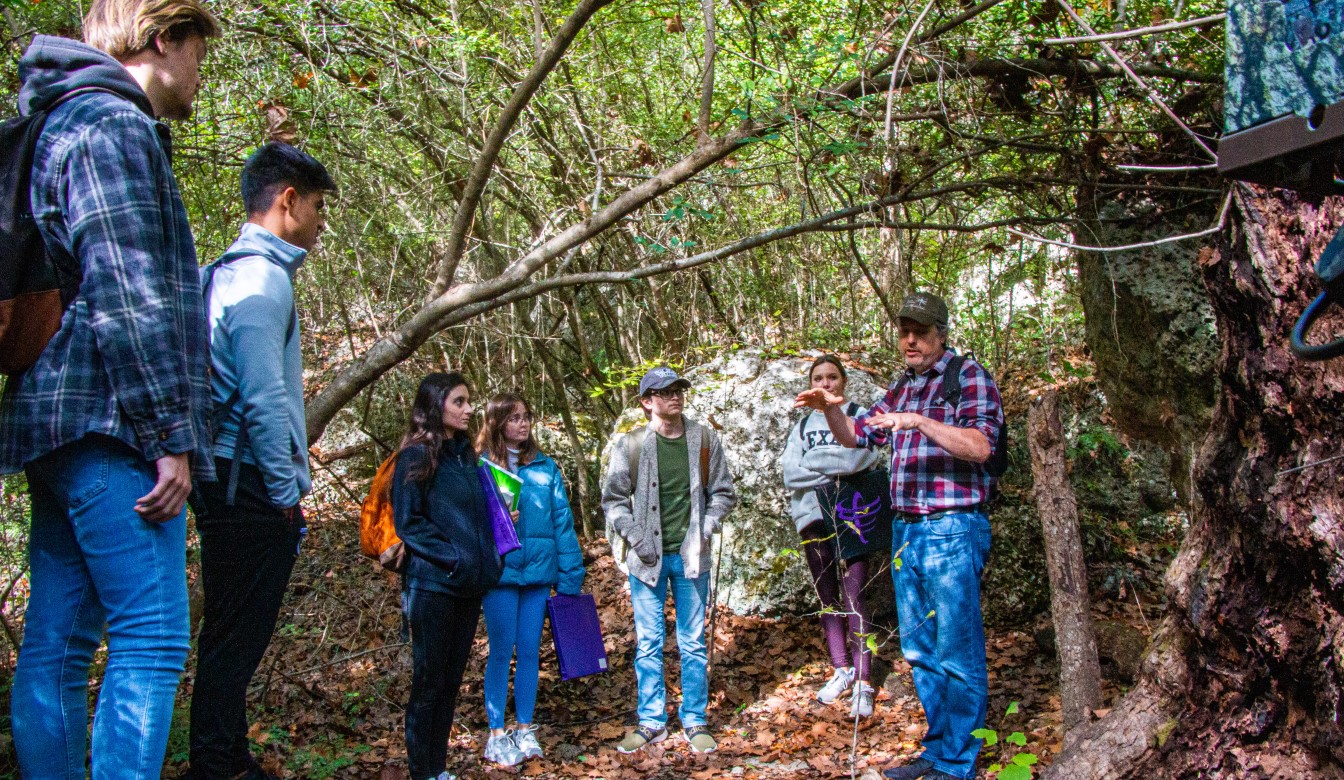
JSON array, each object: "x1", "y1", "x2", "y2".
[{"x1": 781, "y1": 406, "x2": 884, "y2": 533}]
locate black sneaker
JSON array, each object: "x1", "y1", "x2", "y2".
[{"x1": 883, "y1": 757, "x2": 935, "y2": 780}]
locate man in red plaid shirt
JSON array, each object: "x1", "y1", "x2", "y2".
[{"x1": 795, "y1": 292, "x2": 1004, "y2": 780}]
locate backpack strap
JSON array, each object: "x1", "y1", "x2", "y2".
[
  {"x1": 624, "y1": 426, "x2": 648, "y2": 491},
  {"x1": 627, "y1": 424, "x2": 709, "y2": 494},
  {"x1": 942, "y1": 355, "x2": 966, "y2": 409},
  {"x1": 18, "y1": 88, "x2": 121, "y2": 301}
]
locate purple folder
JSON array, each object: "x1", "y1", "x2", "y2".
[
  {"x1": 547, "y1": 593, "x2": 609, "y2": 681},
  {"x1": 477, "y1": 465, "x2": 521, "y2": 557}
]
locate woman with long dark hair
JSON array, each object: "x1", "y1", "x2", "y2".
[
  {"x1": 475, "y1": 393, "x2": 585, "y2": 766},
  {"x1": 392, "y1": 372, "x2": 503, "y2": 780},
  {"x1": 781, "y1": 355, "x2": 887, "y2": 718}
]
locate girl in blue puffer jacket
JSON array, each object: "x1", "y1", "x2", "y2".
[{"x1": 475, "y1": 393, "x2": 585, "y2": 766}]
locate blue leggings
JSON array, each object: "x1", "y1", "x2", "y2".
[{"x1": 482, "y1": 585, "x2": 551, "y2": 729}]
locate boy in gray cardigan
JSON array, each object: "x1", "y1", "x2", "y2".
[{"x1": 602, "y1": 367, "x2": 736, "y2": 755}]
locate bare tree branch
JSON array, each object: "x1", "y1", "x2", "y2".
[
  {"x1": 302, "y1": 26, "x2": 1213, "y2": 441},
  {"x1": 429, "y1": 0, "x2": 616, "y2": 297},
  {"x1": 434, "y1": 211, "x2": 1072, "y2": 331},
  {"x1": 698, "y1": 0, "x2": 717, "y2": 138},
  {"x1": 1053, "y1": 0, "x2": 1217, "y2": 158},
  {"x1": 1009, "y1": 189, "x2": 1231, "y2": 251},
  {"x1": 1044, "y1": 12, "x2": 1224, "y2": 45}
]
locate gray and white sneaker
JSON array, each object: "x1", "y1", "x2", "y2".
[
  {"x1": 849, "y1": 680, "x2": 875, "y2": 718},
  {"x1": 817, "y1": 666, "x2": 856, "y2": 704},
  {"x1": 514, "y1": 726, "x2": 543, "y2": 760},
  {"x1": 484, "y1": 730, "x2": 525, "y2": 766}
]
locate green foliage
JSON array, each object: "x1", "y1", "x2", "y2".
[{"x1": 973, "y1": 702, "x2": 1040, "y2": 780}]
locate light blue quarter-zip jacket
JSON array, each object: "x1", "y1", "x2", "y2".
[{"x1": 202, "y1": 223, "x2": 311, "y2": 508}]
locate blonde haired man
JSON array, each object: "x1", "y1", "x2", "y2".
[{"x1": 0, "y1": 1, "x2": 219, "y2": 777}]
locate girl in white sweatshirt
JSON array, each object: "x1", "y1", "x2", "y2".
[{"x1": 781, "y1": 355, "x2": 889, "y2": 718}]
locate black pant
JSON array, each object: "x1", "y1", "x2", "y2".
[
  {"x1": 189, "y1": 458, "x2": 302, "y2": 779},
  {"x1": 404, "y1": 585, "x2": 482, "y2": 780}
]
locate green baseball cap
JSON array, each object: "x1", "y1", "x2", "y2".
[{"x1": 896, "y1": 292, "x2": 949, "y2": 327}]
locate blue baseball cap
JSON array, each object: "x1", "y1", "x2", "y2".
[{"x1": 638, "y1": 366, "x2": 691, "y2": 397}]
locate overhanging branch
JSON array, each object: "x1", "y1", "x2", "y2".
[{"x1": 429, "y1": 0, "x2": 616, "y2": 297}]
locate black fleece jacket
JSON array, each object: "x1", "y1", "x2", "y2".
[{"x1": 392, "y1": 438, "x2": 502, "y2": 597}]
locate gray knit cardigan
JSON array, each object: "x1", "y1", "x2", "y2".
[{"x1": 601, "y1": 418, "x2": 737, "y2": 586}]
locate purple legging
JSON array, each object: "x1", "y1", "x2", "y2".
[{"x1": 800, "y1": 521, "x2": 872, "y2": 682}]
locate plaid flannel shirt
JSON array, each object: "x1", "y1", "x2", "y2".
[
  {"x1": 0, "y1": 79, "x2": 213, "y2": 480},
  {"x1": 854, "y1": 350, "x2": 1003, "y2": 514}
]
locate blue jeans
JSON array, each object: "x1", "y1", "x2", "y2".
[
  {"x1": 892, "y1": 511, "x2": 991, "y2": 780},
  {"x1": 482, "y1": 584, "x2": 550, "y2": 729},
  {"x1": 628, "y1": 554, "x2": 709, "y2": 729},
  {"x1": 13, "y1": 434, "x2": 190, "y2": 779}
]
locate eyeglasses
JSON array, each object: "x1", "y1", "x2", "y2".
[
  {"x1": 506, "y1": 414, "x2": 533, "y2": 424},
  {"x1": 648, "y1": 387, "x2": 685, "y2": 399}
]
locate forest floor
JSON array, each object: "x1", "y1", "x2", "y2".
[{"x1": 148, "y1": 495, "x2": 1166, "y2": 780}]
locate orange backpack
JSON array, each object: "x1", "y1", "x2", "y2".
[{"x1": 360, "y1": 455, "x2": 407, "y2": 572}]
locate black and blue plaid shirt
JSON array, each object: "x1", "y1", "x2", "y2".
[{"x1": 0, "y1": 37, "x2": 213, "y2": 480}]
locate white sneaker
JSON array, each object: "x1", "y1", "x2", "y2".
[
  {"x1": 817, "y1": 666, "x2": 856, "y2": 704},
  {"x1": 433, "y1": 773, "x2": 456, "y2": 780},
  {"x1": 514, "y1": 726, "x2": 543, "y2": 759},
  {"x1": 484, "y1": 730, "x2": 524, "y2": 766},
  {"x1": 849, "y1": 681, "x2": 875, "y2": 718}
]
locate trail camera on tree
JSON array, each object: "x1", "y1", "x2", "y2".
[{"x1": 1219, "y1": 0, "x2": 1344, "y2": 359}]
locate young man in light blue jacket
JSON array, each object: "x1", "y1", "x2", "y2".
[{"x1": 188, "y1": 142, "x2": 335, "y2": 780}]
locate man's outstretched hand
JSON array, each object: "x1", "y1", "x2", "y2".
[
  {"x1": 864, "y1": 412, "x2": 924, "y2": 432},
  {"x1": 135, "y1": 452, "x2": 192, "y2": 523},
  {"x1": 793, "y1": 388, "x2": 845, "y2": 411}
]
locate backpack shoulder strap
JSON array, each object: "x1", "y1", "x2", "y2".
[
  {"x1": 699, "y1": 437, "x2": 709, "y2": 486},
  {"x1": 625, "y1": 426, "x2": 648, "y2": 490},
  {"x1": 942, "y1": 355, "x2": 966, "y2": 408}
]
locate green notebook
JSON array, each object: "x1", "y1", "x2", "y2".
[{"x1": 480, "y1": 457, "x2": 523, "y2": 511}]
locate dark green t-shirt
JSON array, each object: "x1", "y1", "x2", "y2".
[{"x1": 656, "y1": 432, "x2": 692, "y2": 553}]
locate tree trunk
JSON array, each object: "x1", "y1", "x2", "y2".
[
  {"x1": 535, "y1": 337, "x2": 596, "y2": 538},
  {"x1": 1028, "y1": 389, "x2": 1103, "y2": 736},
  {"x1": 1043, "y1": 186, "x2": 1344, "y2": 779}
]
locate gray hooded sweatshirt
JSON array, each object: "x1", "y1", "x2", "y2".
[{"x1": 781, "y1": 407, "x2": 883, "y2": 533}]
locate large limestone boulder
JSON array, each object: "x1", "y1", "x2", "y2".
[
  {"x1": 1075, "y1": 194, "x2": 1219, "y2": 499},
  {"x1": 601, "y1": 348, "x2": 889, "y2": 616}
]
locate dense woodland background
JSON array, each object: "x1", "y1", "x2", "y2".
[{"x1": 5, "y1": 0, "x2": 1340, "y2": 777}]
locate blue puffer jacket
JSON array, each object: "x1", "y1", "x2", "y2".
[{"x1": 496, "y1": 452, "x2": 585, "y2": 594}]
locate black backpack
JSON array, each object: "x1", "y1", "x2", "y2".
[
  {"x1": 0, "y1": 91, "x2": 104, "y2": 376},
  {"x1": 892, "y1": 354, "x2": 1010, "y2": 478}
]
